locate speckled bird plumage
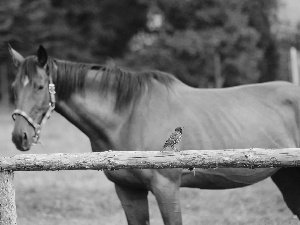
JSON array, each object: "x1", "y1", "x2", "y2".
[{"x1": 162, "y1": 127, "x2": 183, "y2": 151}]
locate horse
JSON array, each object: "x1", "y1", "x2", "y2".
[{"x1": 9, "y1": 45, "x2": 300, "y2": 225}]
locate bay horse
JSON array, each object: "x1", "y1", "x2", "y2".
[{"x1": 9, "y1": 45, "x2": 300, "y2": 225}]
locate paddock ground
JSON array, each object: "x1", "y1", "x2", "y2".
[{"x1": 0, "y1": 107, "x2": 298, "y2": 225}]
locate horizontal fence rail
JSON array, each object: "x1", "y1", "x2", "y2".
[
  {"x1": 2, "y1": 148, "x2": 300, "y2": 225},
  {"x1": 2, "y1": 148, "x2": 300, "y2": 171}
]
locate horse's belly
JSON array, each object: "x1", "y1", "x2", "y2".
[{"x1": 181, "y1": 168, "x2": 279, "y2": 189}]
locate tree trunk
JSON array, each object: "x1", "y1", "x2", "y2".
[
  {"x1": 290, "y1": 47, "x2": 300, "y2": 85},
  {"x1": 213, "y1": 53, "x2": 224, "y2": 88}
]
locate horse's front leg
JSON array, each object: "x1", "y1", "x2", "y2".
[
  {"x1": 150, "y1": 169, "x2": 183, "y2": 225},
  {"x1": 115, "y1": 184, "x2": 150, "y2": 225}
]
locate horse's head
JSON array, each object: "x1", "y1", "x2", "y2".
[{"x1": 9, "y1": 45, "x2": 55, "y2": 151}]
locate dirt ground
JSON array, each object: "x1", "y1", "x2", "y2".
[{"x1": 0, "y1": 107, "x2": 299, "y2": 225}]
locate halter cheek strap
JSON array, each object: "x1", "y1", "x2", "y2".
[{"x1": 12, "y1": 76, "x2": 56, "y2": 144}]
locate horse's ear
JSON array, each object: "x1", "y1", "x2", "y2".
[
  {"x1": 37, "y1": 45, "x2": 48, "y2": 68},
  {"x1": 8, "y1": 44, "x2": 24, "y2": 67}
]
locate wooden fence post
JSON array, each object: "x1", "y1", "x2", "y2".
[{"x1": 0, "y1": 171, "x2": 17, "y2": 225}]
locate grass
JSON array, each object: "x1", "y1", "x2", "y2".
[{"x1": 0, "y1": 107, "x2": 299, "y2": 225}]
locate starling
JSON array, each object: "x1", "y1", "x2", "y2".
[{"x1": 161, "y1": 127, "x2": 183, "y2": 152}]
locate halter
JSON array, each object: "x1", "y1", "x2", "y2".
[{"x1": 12, "y1": 73, "x2": 56, "y2": 144}]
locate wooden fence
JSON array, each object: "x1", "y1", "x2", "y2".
[{"x1": 2, "y1": 148, "x2": 300, "y2": 224}]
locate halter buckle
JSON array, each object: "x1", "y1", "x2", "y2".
[{"x1": 49, "y1": 83, "x2": 55, "y2": 94}]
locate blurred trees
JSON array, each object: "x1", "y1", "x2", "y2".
[
  {"x1": 0, "y1": 0, "x2": 285, "y2": 104},
  {"x1": 46, "y1": 0, "x2": 148, "y2": 61},
  {"x1": 244, "y1": 0, "x2": 279, "y2": 83},
  {"x1": 0, "y1": 0, "x2": 149, "y2": 104},
  {"x1": 122, "y1": 0, "x2": 279, "y2": 87},
  {"x1": 0, "y1": 0, "x2": 20, "y2": 105},
  {"x1": 2, "y1": 0, "x2": 148, "y2": 61}
]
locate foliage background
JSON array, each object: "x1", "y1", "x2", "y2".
[{"x1": 1, "y1": 0, "x2": 296, "y2": 102}]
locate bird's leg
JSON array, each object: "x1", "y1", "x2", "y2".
[
  {"x1": 188, "y1": 167, "x2": 196, "y2": 176},
  {"x1": 173, "y1": 146, "x2": 180, "y2": 152}
]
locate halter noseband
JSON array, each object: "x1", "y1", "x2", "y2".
[{"x1": 12, "y1": 73, "x2": 56, "y2": 144}]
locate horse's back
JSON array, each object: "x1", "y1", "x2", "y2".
[
  {"x1": 181, "y1": 81, "x2": 300, "y2": 148},
  {"x1": 180, "y1": 81, "x2": 300, "y2": 189}
]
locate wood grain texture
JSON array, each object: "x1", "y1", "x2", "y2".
[
  {"x1": 1, "y1": 148, "x2": 300, "y2": 171},
  {"x1": 0, "y1": 171, "x2": 17, "y2": 225}
]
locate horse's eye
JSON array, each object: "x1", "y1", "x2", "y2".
[{"x1": 38, "y1": 85, "x2": 44, "y2": 90}]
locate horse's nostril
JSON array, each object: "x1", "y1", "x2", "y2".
[{"x1": 23, "y1": 132, "x2": 28, "y2": 141}]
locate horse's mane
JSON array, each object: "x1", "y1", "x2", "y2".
[{"x1": 20, "y1": 56, "x2": 175, "y2": 111}]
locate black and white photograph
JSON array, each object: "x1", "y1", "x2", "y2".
[{"x1": 1, "y1": 0, "x2": 300, "y2": 224}]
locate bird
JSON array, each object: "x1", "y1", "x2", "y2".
[{"x1": 161, "y1": 127, "x2": 183, "y2": 152}]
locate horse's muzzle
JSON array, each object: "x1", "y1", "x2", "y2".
[
  {"x1": 12, "y1": 132, "x2": 30, "y2": 151},
  {"x1": 12, "y1": 117, "x2": 34, "y2": 151}
]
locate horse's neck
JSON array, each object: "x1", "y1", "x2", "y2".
[
  {"x1": 53, "y1": 67, "x2": 181, "y2": 152},
  {"x1": 54, "y1": 70, "x2": 132, "y2": 151}
]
